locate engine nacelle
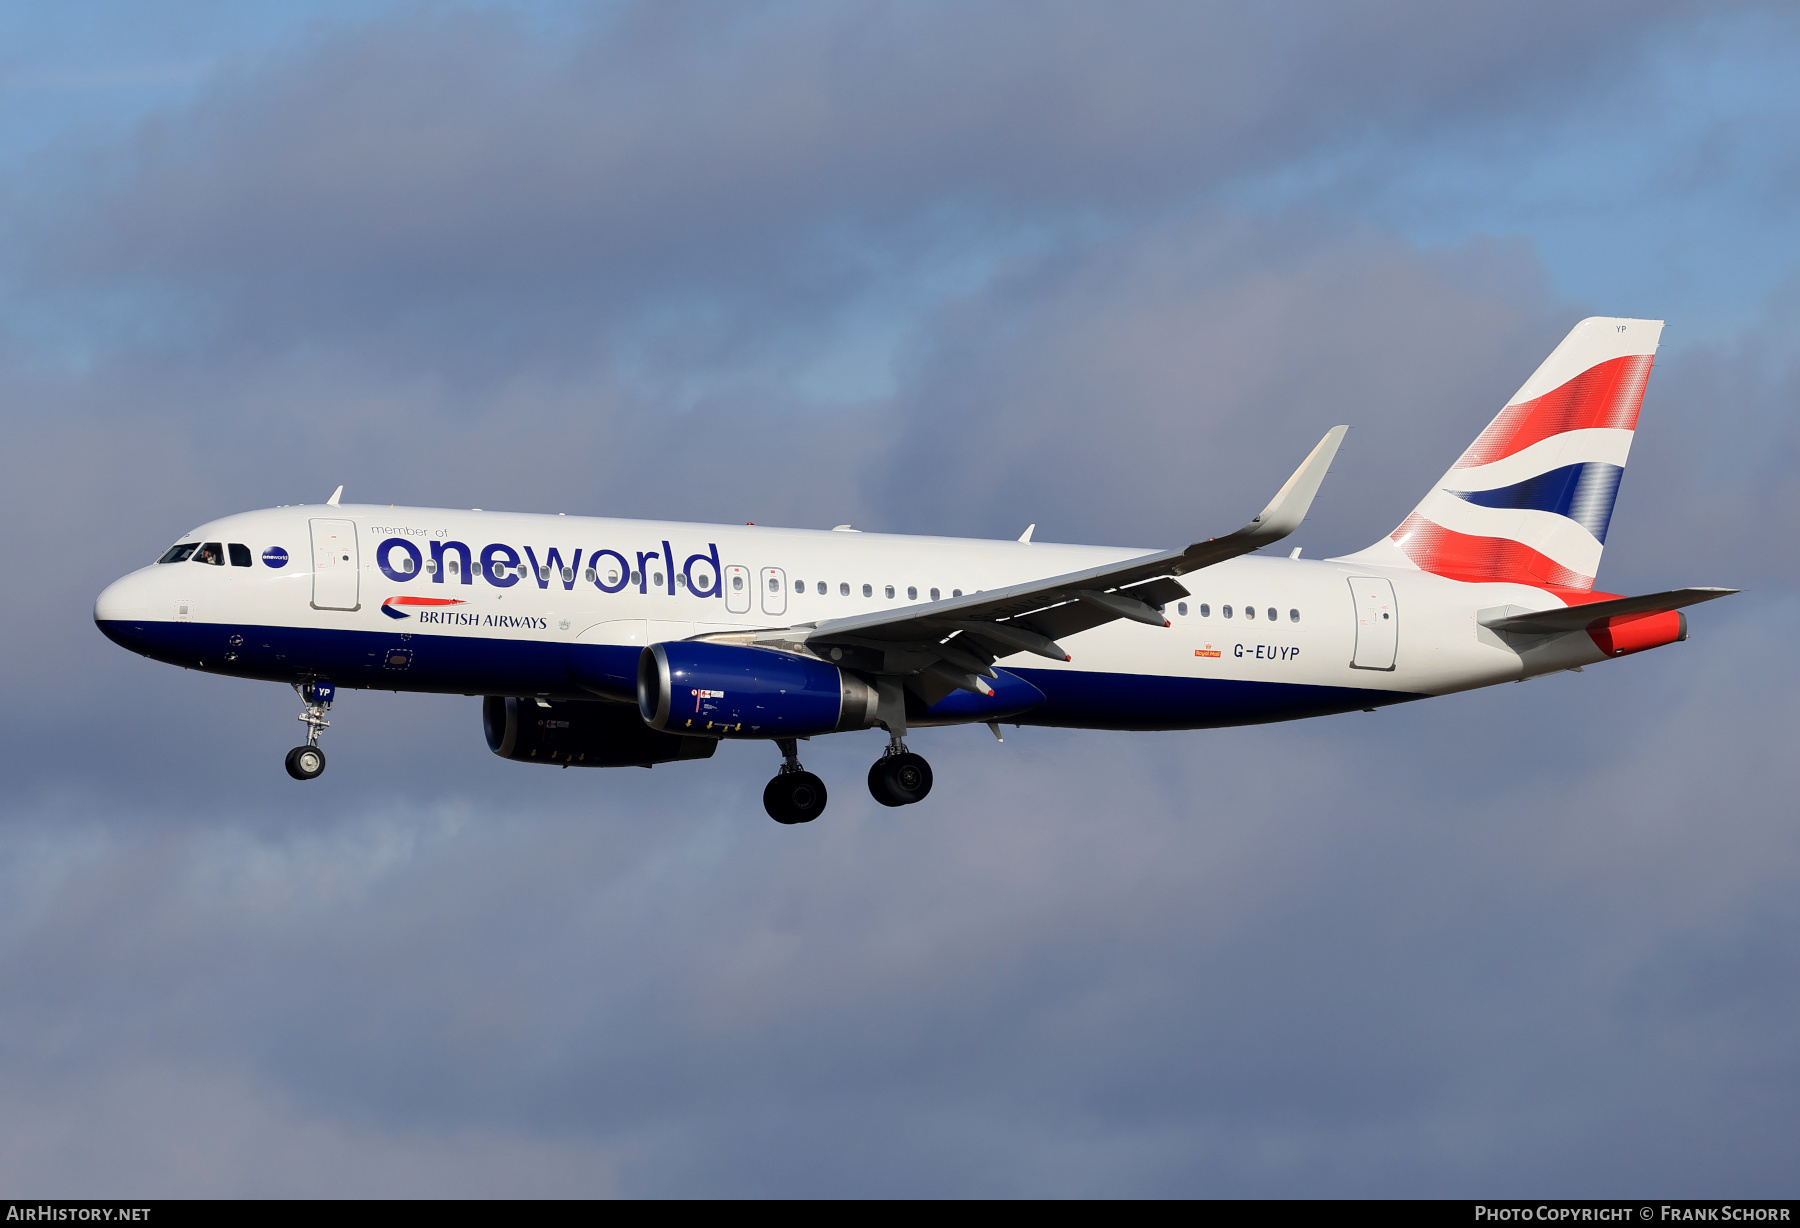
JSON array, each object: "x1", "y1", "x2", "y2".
[
  {"x1": 483, "y1": 696, "x2": 718, "y2": 767},
  {"x1": 638, "y1": 641, "x2": 880, "y2": 737}
]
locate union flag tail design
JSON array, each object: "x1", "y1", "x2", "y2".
[{"x1": 1341, "y1": 317, "x2": 1663, "y2": 591}]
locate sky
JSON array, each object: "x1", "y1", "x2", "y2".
[{"x1": 2, "y1": 0, "x2": 1797, "y2": 1197}]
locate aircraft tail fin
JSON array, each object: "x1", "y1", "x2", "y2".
[{"x1": 1338, "y1": 317, "x2": 1663, "y2": 591}]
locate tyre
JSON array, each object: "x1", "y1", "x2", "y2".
[
  {"x1": 873, "y1": 752, "x2": 932, "y2": 806},
  {"x1": 867, "y1": 759, "x2": 904, "y2": 807},
  {"x1": 764, "y1": 771, "x2": 827, "y2": 823},
  {"x1": 285, "y1": 745, "x2": 326, "y2": 780}
]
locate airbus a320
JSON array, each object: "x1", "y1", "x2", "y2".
[{"x1": 95, "y1": 318, "x2": 1734, "y2": 823}]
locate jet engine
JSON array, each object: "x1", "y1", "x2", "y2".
[
  {"x1": 638, "y1": 641, "x2": 880, "y2": 737},
  {"x1": 483, "y1": 695, "x2": 717, "y2": 767}
]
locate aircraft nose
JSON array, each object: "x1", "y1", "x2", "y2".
[{"x1": 95, "y1": 569, "x2": 159, "y2": 627}]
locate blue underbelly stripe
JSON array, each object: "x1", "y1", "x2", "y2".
[
  {"x1": 96, "y1": 620, "x2": 1419, "y2": 730},
  {"x1": 1007, "y1": 666, "x2": 1418, "y2": 729}
]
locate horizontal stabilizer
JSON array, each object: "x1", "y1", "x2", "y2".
[{"x1": 1478, "y1": 587, "x2": 1737, "y2": 635}]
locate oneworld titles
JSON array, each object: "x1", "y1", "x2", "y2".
[{"x1": 374, "y1": 537, "x2": 723, "y2": 598}]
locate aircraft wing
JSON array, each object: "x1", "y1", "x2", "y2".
[{"x1": 717, "y1": 427, "x2": 1347, "y2": 694}]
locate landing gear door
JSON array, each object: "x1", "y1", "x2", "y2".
[
  {"x1": 761, "y1": 567, "x2": 787, "y2": 617},
  {"x1": 724, "y1": 565, "x2": 752, "y2": 614},
  {"x1": 1348, "y1": 576, "x2": 1397, "y2": 670},
  {"x1": 310, "y1": 518, "x2": 361, "y2": 611}
]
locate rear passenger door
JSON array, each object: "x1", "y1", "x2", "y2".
[{"x1": 1348, "y1": 576, "x2": 1397, "y2": 670}]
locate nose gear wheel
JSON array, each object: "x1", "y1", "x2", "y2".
[
  {"x1": 286, "y1": 680, "x2": 334, "y2": 781},
  {"x1": 285, "y1": 746, "x2": 326, "y2": 780}
]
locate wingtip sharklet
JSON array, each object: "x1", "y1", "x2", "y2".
[
  {"x1": 1183, "y1": 425, "x2": 1347, "y2": 558},
  {"x1": 1251, "y1": 425, "x2": 1347, "y2": 536}
]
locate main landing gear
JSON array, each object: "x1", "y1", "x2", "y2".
[
  {"x1": 760, "y1": 725, "x2": 935, "y2": 825},
  {"x1": 764, "y1": 738, "x2": 828, "y2": 824},
  {"x1": 285, "y1": 680, "x2": 335, "y2": 781},
  {"x1": 868, "y1": 734, "x2": 933, "y2": 808}
]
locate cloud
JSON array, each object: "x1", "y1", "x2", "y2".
[
  {"x1": 11, "y1": 1, "x2": 1696, "y2": 359},
  {"x1": 3, "y1": 599, "x2": 1795, "y2": 1195},
  {"x1": 1, "y1": 0, "x2": 1795, "y2": 1196}
]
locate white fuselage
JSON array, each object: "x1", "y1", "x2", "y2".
[{"x1": 95, "y1": 503, "x2": 1613, "y2": 730}]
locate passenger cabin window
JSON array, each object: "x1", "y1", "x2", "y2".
[
  {"x1": 953, "y1": 589, "x2": 962, "y2": 598},
  {"x1": 907, "y1": 586, "x2": 917, "y2": 601},
  {"x1": 862, "y1": 583, "x2": 872, "y2": 597},
  {"x1": 817, "y1": 581, "x2": 826, "y2": 595},
  {"x1": 1199, "y1": 603, "x2": 1210, "y2": 617},
  {"x1": 1177, "y1": 602, "x2": 1188, "y2": 616},
  {"x1": 449, "y1": 559, "x2": 460, "y2": 576},
  {"x1": 158, "y1": 543, "x2": 199, "y2": 564},
  {"x1": 794, "y1": 579, "x2": 804, "y2": 593},
  {"x1": 194, "y1": 542, "x2": 224, "y2": 566},
  {"x1": 885, "y1": 585, "x2": 894, "y2": 599},
  {"x1": 1289, "y1": 609, "x2": 1300, "y2": 623},
  {"x1": 930, "y1": 588, "x2": 940, "y2": 601},
  {"x1": 1223, "y1": 605, "x2": 1233, "y2": 618},
  {"x1": 839, "y1": 582, "x2": 850, "y2": 596},
  {"x1": 1245, "y1": 605, "x2": 1256, "y2": 620},
  {"x1": 228, "y1": 543, "x2": 252, "y2": 567},
  {"x1": 1267, "y1": 607, "x2": 1277, "y2": 622}
]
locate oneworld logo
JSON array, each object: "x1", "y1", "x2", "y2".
[
  {"x1": 373, "y1": 536, "x2": 725, "y2": 599},
  {"x1": 262, "y1": 545, "x2": 289, "y2": 568}
]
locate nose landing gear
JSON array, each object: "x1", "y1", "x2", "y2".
[
  {"x1": 868, "y1": 736, "x2": 933, "y2": 808},
  {"x1": 764, "y1": 738, "x2": 827, "y2": 824},
  {"x1": 285, "y1": 680, "x2": 334, "y2": 781}
]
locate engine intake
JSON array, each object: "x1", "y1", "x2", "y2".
[
  {"x1": 483, "y1": 696, "x2": 717, "y2": 767},
  {"x1": 638, "y1": 641, "x2": 880, "y2": 737}
]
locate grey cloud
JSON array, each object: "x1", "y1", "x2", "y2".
[
  {"x1": 2, "y1": 600, "x2": 1795, "y2": 1195},
  {"x1": 876, "y1": 215, "x2": 1562, "y2": 548},
  {"x1": 2, "y1": 0, "x2": 1796, "y2": 1196},
  {"x1": 11, "y1": 0, "x2": 1701, "y2": 359}
]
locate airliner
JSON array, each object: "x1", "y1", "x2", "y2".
[{"x1": 95, "y1": 318, "x2": 1734, "y2": 823}]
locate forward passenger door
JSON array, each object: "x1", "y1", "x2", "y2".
[{"x1": 310, "y1": 519, "x2": 360, "y2": 612}]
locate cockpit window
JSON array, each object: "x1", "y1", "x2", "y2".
[
  {"x1": 158, "y1": 543, "x2": 199, "y2": 564},
  {"x1": 194, "y1": 542, "x2": 225, "y2": 566},
  {"x1": 228, "y1": 543, "x2": 252, "y2": 568}
]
